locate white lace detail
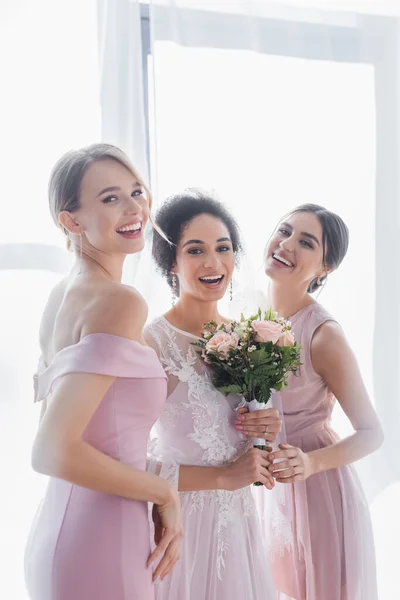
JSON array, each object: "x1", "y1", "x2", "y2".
[
  {"x1": 145, "y1": 318, "x2": 252, "y2": 577},
  {"x1": 183, "y1": 487, "x2": 254, "y2": 579},
  {"x1": 147, "y1": 320, "x2": 240, "y2": 466},
  {"x1": 147, "y1": 435, "x2": 182, "y2": 489}
]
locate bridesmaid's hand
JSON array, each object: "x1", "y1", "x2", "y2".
[
  {"x1": 148, "y1": 488, "x2": 184, "y2": 581},
  {"x1": 268, "y1": 443, "x2": 315, "y2": 483},
  {"x1": 235, "y1": 407, "x2": 282, "y2": 443}
]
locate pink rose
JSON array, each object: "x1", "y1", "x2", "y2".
[
  {"x1": 277, "y1": 330, "x2": 295, "y2": 347},
  {"x1": 206, "y1": 331, "x2": 239, "y2": 358},
  {"x1": 252, "y1": 320, "x2": 282, "y2": 344}
]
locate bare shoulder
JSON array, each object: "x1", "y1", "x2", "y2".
[
  {"x1": 83, "y1": 281, "x2": 148, "y2": 342},
  {"x1": 312, "y1": 319, "x2": 344, "y2": 348},
  {"x1": 311, "y1": 320, "x2": 351, "y2": 377},
  {"x1": 39, "y1": 278, "x2": 68, "y2": 351}
]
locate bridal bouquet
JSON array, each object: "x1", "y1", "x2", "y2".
[{"x1": 194, "y1": 309, "x2": 301, "y2": 483}]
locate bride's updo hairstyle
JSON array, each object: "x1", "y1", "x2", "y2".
[{"x1": 152, "y1": 188, "x2": 243, "y2": 292}]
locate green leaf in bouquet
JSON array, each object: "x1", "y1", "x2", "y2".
[
  {"x1": 258, "y1": 384, "x2": 273, "y2": 404},
  {"x1": 248, "y1": 310, "x2": 260, "y2": 322},
  {"x1": 273, "y1": 380, "x2": 287, "y2": 392},
  {"x1": 216, "y1": 384, "x2": 243, "y2": 396},
  {"x1": 263, "y1": 307, "x2": 279, "y2": 322},
  {"x1": 203, "y1": 320, "x2": 218, "y2": 332},
  {"x1": 253, "y1": 364, "x2": 276, "y2": 379},
  {"x1": 250, "y1": 347, "x2": 275, "y2": 367},
  {"x1": 192, "y1": 341, "x2": 205, "y2": 349},
  {"x1": 244, "y1": 369, "x2": 255, "y2": 386}
]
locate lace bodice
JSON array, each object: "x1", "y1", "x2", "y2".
[
  {"x1": 145, "y1": 317, "x2": 255, "y2": 579},
  {"x1": 145, "y1": 317, "x2": 250, "y2": 468}
]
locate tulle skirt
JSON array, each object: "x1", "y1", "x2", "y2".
[
  {"x1": 264, "y1": 428, "x2": 378, "y2": 600},
  {"x1": 152, "y1": 487, "x2": 276, "y2": 600}
]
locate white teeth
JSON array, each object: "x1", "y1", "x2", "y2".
[
  {"x1": 273, "y1": 254, "x2": 293, "y2": 267},
  {"x1": 200, "y1": 275, "x2": 223, "y2": 282},
  {"x1": 117, "y1": 222, "x2": 141, "y2": 233}
]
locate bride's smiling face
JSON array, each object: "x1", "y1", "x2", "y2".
[{"x1": 173, "y1": 213, "x2": 235, "y2": 302}]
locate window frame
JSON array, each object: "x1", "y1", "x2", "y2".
[{"x1": 139, "y1": 3, "x2": 400, "y2": 477}]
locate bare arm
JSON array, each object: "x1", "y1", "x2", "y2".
[
  {"x1": 179, "y1": 451, "x2": 274, "y2": 491},
  {"x1": 33, "y1": 288, "x2": 174, "y2": 505},
  {"x1": 178, "y1": 466, "x2": 225, "y2": 491},
  {"x1": 38, "y1": 399, "x2": 47, "y2": 423},
  {"x1": 270, "y1": 321, "x2": 384, "y2": 482},
  {"x1": 308, "y1": 321, "x2": 383, "y2": 473},
  {"x1": 33, "y1": 371, "x2": 174, "y2": 505}
]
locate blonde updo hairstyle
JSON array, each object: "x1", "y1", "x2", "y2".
[{"x1": 48, "y1": 143, "x2": 153, "y2": 250}]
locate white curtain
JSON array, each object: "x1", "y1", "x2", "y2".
[
  {"x1": 128, "y1": 0, "x2": 398, "y2": 597},
  {"x1": 98, "y1": 0, "x2": 169, "y2": 305},
  {"x1": 0, "y1": 2, "x2": 100, "y2": 598}
]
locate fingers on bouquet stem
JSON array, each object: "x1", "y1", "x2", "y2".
[
  {"x1": 249, "y1": 446, "x2": 275, "y2": 489},
  {"x1": 225, "y1": 447, "x2": 274, "y2": 491},
  {"x1": 253, "y1": 443, "x2": 268, "y2": 486}
]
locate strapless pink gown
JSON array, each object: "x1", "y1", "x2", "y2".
[{"x1": 24, "y1": 334, "x2": 167, "y2": 600}]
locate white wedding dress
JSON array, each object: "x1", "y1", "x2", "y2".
[{"x1": 145, "y1": 316, "x2": 287, "y2": 600}]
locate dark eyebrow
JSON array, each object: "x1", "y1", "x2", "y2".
[
  {"x1": 97, "y1": 186, "x2": 121, "y2": 197},
  {"x1": 301, "y1": 232, "x2": 320, "y2": 246},
  {"x1": 182, "y1": 239, "x2": 204, "y2": 248},
  {"x1": 96, "y1": 181, "x2": 142, "y2": 197},
  {"x1": 279, "y1": 222, "x2": 292, "y2": 230},
  {"x1": 280, "y1": 222, "x2": 320, "y2": 246},
  {"x1": 182, "y1": 236, "x2": 232, "y2": 248}
]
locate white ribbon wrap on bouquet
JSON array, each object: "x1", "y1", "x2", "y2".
[{"x1": 247, "y1": 398, "x2": 268, "y2": 446}]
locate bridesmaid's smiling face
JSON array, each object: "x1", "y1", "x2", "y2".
[
  {"x1": 173, "y1": 214, "x2": 235, "y2": 302},
  {"x1": 59, "y1": 159, "x2": 150, "y2": 255},
  {"x1": 264, "y1": 212, "x2": 330, "y2": 290}
]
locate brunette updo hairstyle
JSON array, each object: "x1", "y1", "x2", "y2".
[
  {"x1": 286, "y1": 204, "x2": 349, "y2": 293},
  {"x1": 152, "y1": 188, "x2": 243, "y2": 292}
]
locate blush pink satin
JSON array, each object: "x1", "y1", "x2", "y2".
[
  {"x1": 269, "y1": 304, "x2": 378, "y2": 600},
  {"x1": 24, "y1": 334, "x2": 167, "y2": 600}
]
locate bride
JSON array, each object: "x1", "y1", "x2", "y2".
[{"x1": 145, "y1": 189, "x2": 287, "y2": 599}]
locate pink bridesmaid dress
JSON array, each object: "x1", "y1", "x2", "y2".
[
  {"x1": 24, "y1": 333, "x2": 167, "y2": 600},
  {"x1": 269, "y1": 304, "x2": 378, "y2": 600}
]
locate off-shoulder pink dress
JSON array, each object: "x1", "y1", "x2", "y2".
[{"x1": 24, "y1": 334, "x2": 167, "y2": 600}]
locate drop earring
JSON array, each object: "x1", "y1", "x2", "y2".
[
  {"x1": 171, "y1": 274, "x2": 177, "y2": 306},
  {"x1": 78, "y1": 232, "x2": 83, "y2": 273},
  {"x1": 229, "y1": 279, "x2": 233, "y2": 302}
]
